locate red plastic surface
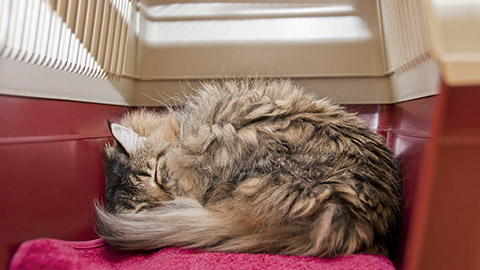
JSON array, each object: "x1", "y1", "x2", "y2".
[
  {"x1": 389, "y1": 97, "x2": 436, "y2": 269},
  {"x1": 405, "y1": 84, "x2": 480, "y2": 270},
  {"x1": 0, "y1": 94, "x2": 437, "y2": 269},
  {"x1": 0, "y1": 95, "x2": 127, "y2": 141},
  {"x1": 344, "y1": 104, "x2": 392, "y2": 131},
  {"x1": 0, "y1": 95, "x2": 127, "y2": 269}
]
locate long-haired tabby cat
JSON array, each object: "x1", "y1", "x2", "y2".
[{"x1": 95, "y1": 79, "x2": 402, "y2": 258}]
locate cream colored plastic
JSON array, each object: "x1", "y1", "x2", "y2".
[
  {"x1": 131, "y1": 0, "x2": 439, "y2": 105},
  {"x1": 0, "y1": 0, "x2": 440, "y2": 106},
  {"x1": 0, "y1": 57, "x2": 136, "y2": 105},
  {"x1": 132, "y1": 1, "x2": 387, "y2": 79},
  {"x1": 425, "y1": 0, "x2": 480, "y2": 86},
  {"x1": 0, "y1": 0, "x2": 132, "y2": 79}
]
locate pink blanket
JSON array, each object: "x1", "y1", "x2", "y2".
[{"x1": 10, "y1": 238, "x2": 395, "y2": 270}]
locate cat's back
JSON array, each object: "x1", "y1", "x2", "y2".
[
  {"x1": 177, "y1": 79, "x2": 365, "y2": 138},
  {"x1": 99, "y1": 79, "x2": 403, "y2": 257},
  {"x1": 173, "y1": 79, "x2": 398, "y2": 190}
]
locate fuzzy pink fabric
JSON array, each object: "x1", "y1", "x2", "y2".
[{"x1": 10, "y1": 238, "x2": 395, "y2": 270}]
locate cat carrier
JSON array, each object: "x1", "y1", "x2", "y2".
[{"x1": 1, "y1": 0, "x2": 479, "y2": 269}]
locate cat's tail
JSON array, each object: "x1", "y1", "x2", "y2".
[
  {"x1": 95, "y1": 197, "x2": 376, "y2": 256},
  {"x1": 95, "y1": 197, "x2": 243, "y2": 251}
]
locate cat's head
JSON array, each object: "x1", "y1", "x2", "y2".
[{"x1": 103, "y1": 110, "x2": 180, "y2": 213}]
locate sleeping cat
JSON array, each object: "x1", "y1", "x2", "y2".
[{"x1": 95, "y1": 79, "x2": 402, "y2": 258}]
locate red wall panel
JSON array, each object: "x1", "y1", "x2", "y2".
[
  {"x1": 0, "y1": 95, "x2": 127, "y2": 269},
  {"x1": 0, "y1": 96, "x2": 127, "y2": 140},
  {"x1": 405, "y1": 84, "x2": 480, "y2": 270}
]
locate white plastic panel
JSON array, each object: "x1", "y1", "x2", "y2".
[
  {"x1": 133, "y1": 77, "x2": 393, "y2": 106},
  {"x1": 380, "y1": 0, "x2": 432, "y2": 73},
  {"x1": 0, "y1": 57, "x2": 135, "y2": 105},
  {"x1": 0, "y1": 0, "x2": 132, "y2": 79},
  {"x1": 132, "y1": 1, "x2": 387, "y2": 79},
  {"x1": 0, "y1": 0, "x2": 440, "y2": 105},
  {"x1": 426, "y1": 0, "x2": 480, "y2": 85}
]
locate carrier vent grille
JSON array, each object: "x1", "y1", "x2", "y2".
[
  {"x1": 0, "y1": 0, "x2": 132, "y2": 79},
  {"x1": 380, "y1": 0, "x2": 433, "y2": 74}
]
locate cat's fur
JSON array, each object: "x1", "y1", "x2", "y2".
[{"x1": 95, "y1": 79, "x2": 402, "y2": 258}]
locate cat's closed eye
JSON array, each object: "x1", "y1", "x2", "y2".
[{"x1": 136, "y1": 171, "x2": 151, "y2": 178}]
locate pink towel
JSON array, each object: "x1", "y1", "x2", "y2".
[{"x1": 10, "y1": 238, "x2": 395, "y2": 270}]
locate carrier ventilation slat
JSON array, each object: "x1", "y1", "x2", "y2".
[
  {"x1": 0, "y1": 0, "x2": 132, "y2": 80},
  {"x1": 380, "y1": 0, "x2": 433, "y2": 74}
]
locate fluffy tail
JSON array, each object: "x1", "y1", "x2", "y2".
[
  {"x1": 95, "y1": 197, "x2": 377, "y2": 257},
  {"x1": 95, "y1": 198, "x2": 235, "y2": 251},
  {"x1": 96, "y1": 197, "x2": 321, "y2": 254}
]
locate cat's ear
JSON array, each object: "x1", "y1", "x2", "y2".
[
  {"x1": 109, "y1": 123, "x2": 147, "y2": 155},
  {"x1": 163, "y1": 114, "x2": 180, "y2": 142}
]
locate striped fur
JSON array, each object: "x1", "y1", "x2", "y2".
[{"x1": 96, "y1": 79, "x2": 402, "y2": 258}]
